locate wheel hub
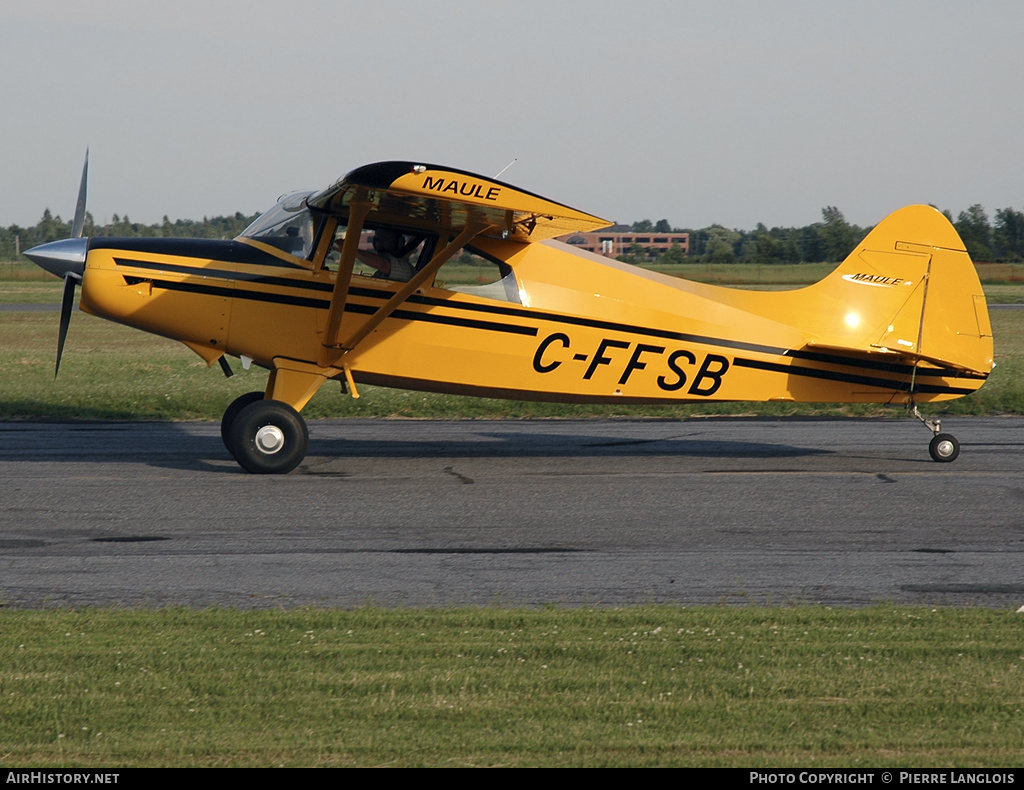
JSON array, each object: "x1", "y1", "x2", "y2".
[
  {"x1": 254, "y1": 425, "x2": 285, "y2": 455},
  {"x1": 935, "y1": 439, "x2": 955, "y2": 458}
]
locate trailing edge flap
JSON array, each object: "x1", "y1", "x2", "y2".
[{"x1": 308, "y1": 161, "x2": 611, "y2": 242}]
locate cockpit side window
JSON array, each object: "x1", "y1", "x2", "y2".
[
  {"x1": 327, "y1": 224, "x2": 435, "y2": 282},
  {"x1": 239, "y1": 191, "x2": 319, "y2": 260}
]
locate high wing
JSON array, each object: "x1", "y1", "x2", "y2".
[
  {"x1": 312, "y1": 162, "x2": 611, "y2": 362},
  {"x1": 308, "y1": 161, "x2": 611, "y2": 242}
]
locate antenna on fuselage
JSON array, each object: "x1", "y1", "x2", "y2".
[{"x1": 494, "y1": 158, "x2": 517, "y2": 180}]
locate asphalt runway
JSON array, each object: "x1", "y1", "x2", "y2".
[{"x1": 1, "y1": 417, "x2": 1022, "y2": 610}]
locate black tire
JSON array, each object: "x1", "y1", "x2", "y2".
[
  {"x1": 221, "y1": 391, "x2": 265, "y2": 458},
  {"x1": 229, "y1": 399, "x2": 309, "y2": 474},
  {"x1": 929, "y1": 433, "x2": 960, "y2": 463}
]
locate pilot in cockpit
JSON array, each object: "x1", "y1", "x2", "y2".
[{"x1": 334, "y1": 228, "x2": 415, "y2": 282}]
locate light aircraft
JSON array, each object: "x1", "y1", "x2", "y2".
[{"x1": 26, "y1": 156, "x2": 994, "y2": 473}]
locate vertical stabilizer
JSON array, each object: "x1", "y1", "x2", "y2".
[{"x1": 807, "y1": 205, "x2": 993, "y2": 376}]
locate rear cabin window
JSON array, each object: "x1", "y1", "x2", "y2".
[{"x1": 432, "y1": 247, "x2": 521, "y2": 304}]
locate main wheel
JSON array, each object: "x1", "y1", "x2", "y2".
[
  {"x1": 229, "y1": 399, "x2": 309, "y2": 474},
  {"x1": 929, "y1": 433, "x2": 960, "y2": 463},
  {"x1": 221, "y1": 391, "x2": 265, "y2": 458}
]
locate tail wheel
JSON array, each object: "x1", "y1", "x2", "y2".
[
  {"x1": 229, "y1": 399, "x2": 309, "y2": 474},
  {"x1": 221, "y1": 391, "x2": 265, "y2": 458},
  {"x1": 929, "y1": 433, "x2": 960, "y2": 463}
]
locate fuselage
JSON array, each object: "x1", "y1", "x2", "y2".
[
  {"x1": 23, "y1": 160, "x2": 994, "y2": 473},
  {"x1": 77, "y1": 223, "x2": 989, "y2": 409}
]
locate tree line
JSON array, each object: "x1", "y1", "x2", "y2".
[
  {"x1": 624, "y1": 204, "x2": 1024, "y2": 265},
  {"x1": 3, "y1": 203, "x2": 1022, "y2": 265},
  {"x1": 0, "y1": 210, "x2": 260, "y2": 261}
]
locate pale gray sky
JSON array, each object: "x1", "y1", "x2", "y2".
[{"x1": 4, "y1": 0, "x2": 1022, "y2": 230}]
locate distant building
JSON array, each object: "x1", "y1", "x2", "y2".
[{"x1": 556, "y1": 227, "x2": 690, "y2": 259}]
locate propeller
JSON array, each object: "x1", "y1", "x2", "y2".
[{"x1": 23, "y1": 150, "x2": 90, "y2": 377}]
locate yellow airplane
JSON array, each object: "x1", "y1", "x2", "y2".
[{"x1": 26, "y1": 157, "x2": 994, "y2": 473}]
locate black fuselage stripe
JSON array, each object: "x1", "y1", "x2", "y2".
[
  {"x1": 339, "y1": 302, "x2": 537, "y2": 335},
  {"x1": 131, "y1": 278, "x2": 536, "y2": 336},
  {"x1": 785, "y1": 348, "x2": 985, "y2": 379},
  {"x1": 734, "y1": 357, "x2": 976, "y2": 395}
]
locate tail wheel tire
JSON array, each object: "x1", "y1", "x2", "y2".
[
  {"x1": 230, "y1": 399, "x2": 309, "y2": 474},
  {"x1": 221, "y1": 391, "x2": 265, "y2": 458},
  {"x1": 929, "y1": 433, "x2": 960, "y2": 463}
]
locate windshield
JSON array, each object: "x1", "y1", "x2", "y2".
[{"x1": 239, "y1": 191, "x2": 317, "y2": 258}]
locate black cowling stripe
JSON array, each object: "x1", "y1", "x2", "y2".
[{"x1": 94, "y1": 238, "x2": 303, "y2": 268}]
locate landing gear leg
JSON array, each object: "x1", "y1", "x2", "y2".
[{"x1": 910, "y1": 404, "x2": 960, "y2": 463}]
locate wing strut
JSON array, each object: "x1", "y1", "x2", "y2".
[
  {"x1": 321, "y1": 193, "x2": 371, "y2": 351},
  {"x1": 319, "y1": 219, "x2": 492, "y2": 366}
]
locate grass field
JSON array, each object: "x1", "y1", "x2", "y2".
[{"x1": 2, "y1": 606, "x2": 1022, "y2": 767}]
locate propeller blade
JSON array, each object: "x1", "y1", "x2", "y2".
[
  {"x1": 71, "y1": 149, "x2": 88, "y2": 239},
  {"x1": 55, "y1": 273, "x2": 79, "y2": 378}
]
